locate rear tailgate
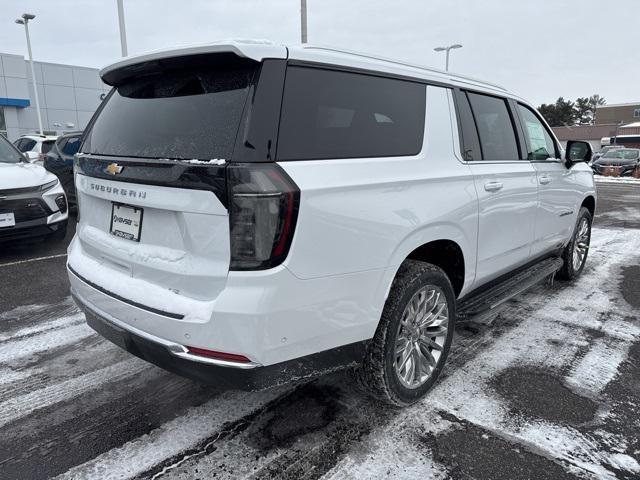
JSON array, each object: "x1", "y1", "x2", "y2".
[
  {"x1": 69, "y1": 52, "x2": 260, "y2": 319},
  {"x1": 72, "y1": 161, "x2": 230, "y2": 308}
]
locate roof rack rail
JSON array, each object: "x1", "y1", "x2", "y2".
[{"x1": 301, "y1": 44, "x2": 507, "y2": 92}]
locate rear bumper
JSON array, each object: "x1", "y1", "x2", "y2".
[{"x1": 71, "y1": 284, "x2": 368, "y2": 390}]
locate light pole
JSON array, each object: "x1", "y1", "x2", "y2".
[
  {"x1": 117, "y1": 0, "x2": 128, "y2": 56},
  {"x1": 15, "y1": 13, "x2": 44, "y2": 135},
  {"x1": 300, "y1": 0, "x2": 308, "y2": 43},
  {"x1": 434, "y1": 44, "x2": 462, "y2": 71}
]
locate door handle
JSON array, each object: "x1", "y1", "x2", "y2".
[
  {"x1": 539, "y1": 175, "x2": 552, "y2": 185},
  {"x1": 484, "y1": 181, "x2": 504, "y2": 192}
]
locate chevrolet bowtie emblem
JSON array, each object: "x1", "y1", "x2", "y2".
[{"x1": 105, "y1": 163, "x2": 124, "y2": 175}]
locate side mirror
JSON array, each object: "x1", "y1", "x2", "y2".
[{"x1": 565, "y1": 140, "x2": 592, "y2": 166}]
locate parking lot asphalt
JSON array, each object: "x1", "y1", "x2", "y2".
[{"x1": 0, "y1": 181, "x2": 638, "y2": 479}]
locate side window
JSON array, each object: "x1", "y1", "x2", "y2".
[
  {"x1": 454, "y1": 90, "x2": 482, "y2": 161},
  {"x1": 57, "y1": 138, "x2": 68, "y2": 153},
  {"x1": 62, "y1": 136, "x2": 81, "y2": 155},
  {"x1": 15, "y1": 138, "x2": 36, "y2": 152},
  {"x1": 517, "y1": 104, "x2": 558, "y2": 160},
  {"x1": 277, "y1": 67, "x2": 426, "y2": 160},
  {"x1": 467, "y1": 92, "x2": 519, "y2": 161},
  {"x1": 41, "y1": 141, "x2": 55, "y2": 154}
]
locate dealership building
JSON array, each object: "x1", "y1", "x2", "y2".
[{"x1": 0, "y1": 52, "x2": 109, "y2": 141}]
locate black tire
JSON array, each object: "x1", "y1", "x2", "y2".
[
  {"x1": 359, "y1": 260, "x2": 456, "y2": 406},
  {"x1": 558, "y1": 207, "x2": 592, "y2": 280}
]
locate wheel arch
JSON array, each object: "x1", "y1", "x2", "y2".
[
  {"x1": 405, "y1": 240, "x2": 465, "y2": 297},
  {"x1": 382, "y1": 224, "x2": 473, "y2": 302},
  {"x1": 581, "y1": 195, "x2": 596, "y2": 218}
]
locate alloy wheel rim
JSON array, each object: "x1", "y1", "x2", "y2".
[
  {"x1": 394, "y1": 285, "x2": 449, "y2": 389},
  {"x1": 572, "y1": 218, "x2": 590, "y2": 271}
]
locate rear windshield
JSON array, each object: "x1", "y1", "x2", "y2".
[{"x1": 83, "y1": 58, "x2": 257, "y2": 161}]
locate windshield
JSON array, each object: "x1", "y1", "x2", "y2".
[
  {"x1": 603, "y1": 149, "x2": 640, "y2": 160},
  {"x1": 0, "y1": 135, "x2": 25, "y2": 164},
  {"x1": 82, "y1": 57, "x2": 257, "y2": 161}
]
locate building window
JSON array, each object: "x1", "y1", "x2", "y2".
[
  {"x1": 0, "y1": 107, "x2": 6, "y2": 138},
  {"x1": 634, "y1": 108, "x2": 640, "y2": 119}
]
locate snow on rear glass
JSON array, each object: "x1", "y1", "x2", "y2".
[{"x1": 84, "y1": 64, "x2": 255, "y2": 160}]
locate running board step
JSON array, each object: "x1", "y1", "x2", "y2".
[{"x1": 457, "y1": 257, "x2": 564, "y2": 320}]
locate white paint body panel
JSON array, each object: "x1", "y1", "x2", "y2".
[{"x1": 68, "y1": 41, "x2": 596, "y2": 367}]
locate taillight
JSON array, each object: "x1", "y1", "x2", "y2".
[
  {"x1": 227, "y1": 163, "x2": 300, "y2": 270},
  {"x1": 186, "y1": 346, "x2": 251, "y2": 363}
]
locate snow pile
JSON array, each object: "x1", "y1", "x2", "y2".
[{"x1": 83, "y1": 226, "x2": 186, "y2": 265}]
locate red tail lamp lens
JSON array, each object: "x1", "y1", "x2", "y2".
[{"x1": 186, "y1": 346, "x2": 251, "y2": 363}]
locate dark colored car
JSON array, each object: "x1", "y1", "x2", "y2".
[
  {"x1": 43, "y1": 131, "x2": 83, "y2": 207},
  {"x1": 591, "y1": 148, "x2": 640, "y2": 176}
]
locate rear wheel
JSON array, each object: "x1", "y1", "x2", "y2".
[
  {"x1": 360, "y1": 260, "x2": 455, "y2": 406},
  {"x1": 558, "y1": 207, "x2": 592, "y2": 280}
]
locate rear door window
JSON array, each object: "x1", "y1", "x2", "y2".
[
  {"x1": 277, "y1": 67, "x2": 426, "y2": 160},
  {"x1": 455, "y1": 90, "x2": 482, "y2": 161},
  {"x1": 517, "y1": 104, "x2": 558, "y2": 160},
  {"x1": 82, "y1": 58, "x2": 257, "y2": 160},
  {"x1": 466, "y1": 92, "x2": 519, "y2": 161}
]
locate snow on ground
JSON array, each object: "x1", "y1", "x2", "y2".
[
  {"x1": 57, "y1": 387, "x2": 288, "y2": 480},
  {"x1": 1, "y1": 226, "x2": 639, "y2": 479},
  {"x1": 594, "y1": 175, "x2": 640, "y2": 185},
  {"x1": 324, "y1": 227, "x2": 640, "y2": 479},
  {"x1": 596, "y1": 205, "x2": 640, "y2": 225}
]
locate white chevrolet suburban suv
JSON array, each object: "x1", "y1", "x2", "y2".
[{"x1": 68, "y1": 41, "x2": 596, "y2": 406}]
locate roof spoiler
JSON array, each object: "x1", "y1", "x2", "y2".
[{"x1": 100, "y1": 41, "x2": 287, "y2": 86}]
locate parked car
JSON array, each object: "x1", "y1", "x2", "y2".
[
  {"x1": 13, "y1": 134, "x2": 58, "y2": 163},
  {"x1": 591, "y1": 148, "x2": 640, "y2": 176},
  {"x1": 0, "y1": 133, "x2": 68, "y2": 242},
  {"x1": 44, "y1": 131, "x2": 83, "y2": 208},
  {"x1": 591, "y1": 144, "x2": 626, "y2": 164},
  {"x1": 67, "y1": 41, "x2": 596, "y2": 406}
]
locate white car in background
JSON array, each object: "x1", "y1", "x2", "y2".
[
  {"x1": 13, "y1": 134, "x2": 58, "y2": 163},
  {"x1": 0, "y1": 134, "x2": 68, "y2": 242}
]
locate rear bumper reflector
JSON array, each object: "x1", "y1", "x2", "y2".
[{"x1": 186, "y1": 346, "x2": 252, "y2": 363}]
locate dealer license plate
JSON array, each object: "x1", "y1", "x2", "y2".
[{"x1": 110, "y1": 203, "x2": 143, "y2": 242}]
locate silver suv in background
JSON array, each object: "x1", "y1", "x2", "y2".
[{"x1": 68, "y1": 41, "x2": 595, "y2": 406}]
